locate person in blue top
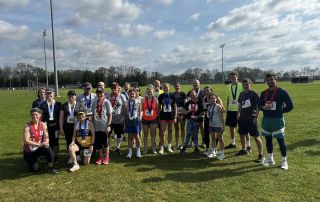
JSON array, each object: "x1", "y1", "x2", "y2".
[
  {"x1": 258, "y1": 72, "x2": 293, "y2": 170},
  {"x1": 32, "y1": 87, "x2": 46, "y2": 108}
]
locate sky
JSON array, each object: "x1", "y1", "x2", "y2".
[{"x1": 0, "y1": 0, "x2": 320, "y2": 74}]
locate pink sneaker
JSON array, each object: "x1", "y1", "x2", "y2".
[
  {"x1": 102, "y1": 156, "x2": 110, "y2": 165},
  {"x1": 96, "y1": 157, "x2": 103, "y2": 165}
]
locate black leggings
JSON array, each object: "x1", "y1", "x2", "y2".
[
  {"x1": 48, "y1": 127, "x2": 59, "y2": 147},
  {"x1": 265, "y1": 136, "x2": 287, "y2": 157},
  {"x1": 23, "y1": 147, "x2": 54, "y2": 172},
  {"x1": 64, "y1": 127, "x2": 74, "y2": 150},
  {"x1": 203, "y1": 117, "x2": 210, "y2": 148}
]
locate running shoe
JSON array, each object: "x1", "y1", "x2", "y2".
[
  {"x1": 96, "y1": 157, "x2": 103, "y2": 165},
  {"x1": 180, "y1": 146, "x2": 186, "y2": 154},
  {"x1": 168, "y1": 145, "x2": 173, "y2": 154},
  {"x1": 48, "y1": 167, "x2": 58, "y2": 174},
  {"x1": 136, "y1": 150, "x2": 142, "y2": 159},
  {"x1": 225, "y1": 143, "x2": 236, "y2": 149},
  {"x1": 218, "y1": 153, "x2": 224, "y2": 160},
  {"x1": 158, "y1": 147, "x2": 164, "y2": 155},
  {"x1": 69, "y1": 164, "x2": 80, "y2": 172},
  {"x1": 263, "y1": 157, "x2": 275, "y2": 166},
  {"x1": 235, "y1": 150, "x2": 248, "y2": 156},
  {"x1": 103, "y1": 156, "x2": 110, "y2": 165},
  {"x1": 256, "y1": 154, "x2": 265, "y2": 163},
  {"x1": 281, "y1": 159, "x2": 288, "y2": 170},
  {"x1": 246, "y1": 146, "x2": 252, "y2": 154},
  {"x1": 115, "y1": 148, "x2": 122, "y2": 156},
  {"x1": 127, "y1": 150, "x2": 132, "y2": 159}
]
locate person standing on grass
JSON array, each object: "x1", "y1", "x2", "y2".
[
  {"x1": 32, "y1": 87, "x2": 46, "y2": 108},
  {"x1": 173, "y1": 81, "x2": 187, "y2": 150},
  {"x1": 158, "y1": 83, "x2": 177, "y2": 154},
  {"x1": 225, "y1": 72, "x2": 243, "y2": 149},
  {"x1": 154, "y1": 80, "x2": 164, "y2": 97},
  {"x1": 125, "y1": 89, "x2": 142, "y2": 159},
  {"x1": 68, "y1": 111, "x2": 95, "y2": 172},
  {"x1": 92, "y1": 87, "x2": 112, "y2": 165},
  {"x1": 259, "y1": 73, "x2": 293, "y2": 170},
  {"x1": 206, "y1": 94, "x2": 225, "y2": 160},
  {"x1": 236, "y1": 78, "x2": 264, "y2": 163},
  {"x1": 121, "y1": 82, "x2": 131, "y2": 100},
  {"x1": 39, "y1": 88, "x2": 61, "y2": 163},
  {"x1": 180, "y1": 90, "x2": 203, "y2": 154},
  {"x1": 141, "y1": 85, "x2": 159, "y2": 154},
  {"x1": 106, "y1": 82, "x2": 126, "y2": 156},
  {"x1": 23, "y1": 108, "x2": 58, "y2": 174},
  {"x1": 59, "y1": 90, "x2": 86, "y2": 164},
  {"x1": 76, "y1": 82, "x2": 96, "y2": 121}
]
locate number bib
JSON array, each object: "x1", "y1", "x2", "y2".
[
  {"x1": 55, "y1": 131, "x2": 60, "y2": 138},
  {"x1": 231, "y1": 100, "x2": 238, "y2": 105},
  {"x1": 29, "y1": 145, "x2": 38, "y2": 152},
  {"x1": 266, "y1": 101, "x2": 276, "y2": 110},
  {"x1": 163, "y1": 105, "x2": 172, "y2": 112},
  {"x1": 67, "y1": 116, "x2": 77, "y2": 123},
  {"x1": 145, "y1": 109, "x2": 153, "y2": 116},
  {"x1": 83, "y1": 149, "x2": 92, "y2": 157},
  {"x1": 177, "y1": 107, "x2": 184, "y2": 114},
  {"x1": 242, "y1": 99, "x2": 251, "y2": 108}
]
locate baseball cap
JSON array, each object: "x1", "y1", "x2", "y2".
[
  {"x1": 45, "y1": 88, "x2": 54, "y2": 93},
  {"x1": 96, "y1": 87, "x2": 104, "y2": 93},
  {"x1": 83, "y1": 82, "x2": 93, "y2": 89},
  {"x1": 67, "y1": 90, "x2": 76, "y2": 96}
]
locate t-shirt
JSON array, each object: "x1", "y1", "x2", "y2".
[
  {"x1": 207, "y1": 104, "x2": 223, "y2": 127},
  {"x1": 158, "y1": 93, "x2": 176, "y2": 120},
  {"x1": 125, "y1": 99, "x2": 141, "y2": 122},
  {"x1": 226, "y1": 83, "x2": 243, "y2": 111},
  {"x1": 184, "y1": 100, "x2": 203, "y2": 122},
  {"x1": 173, "y1": 91, "x2": 186, "y2": 114},
  {"x1": 153, "y1": 89, "x2": 164, "y2": 98},
  {"x1": 40, "y1": 101, "x2": 62, "y2": 129},
  {"x1": 258, "y1": 87, "x2": 293, "y2": 118},
  {"x1": 76, "y1": 93, "x2": 97, "y2": 116},
  {"x1": 121, "y1": 91, "x2": 129, "y2": 101},
  {"x1": 238, "y1": 90, "x2": 259, "y2": 121},
  {"x1": 105, "y1": 93, "x2": 126, "y2": 124},
  {"x1": 61, "y1": 101, "x2": 86, "y2": 129},
  {"x1": 32, "y1": 98, "x2": 46, "y2": 108},
  {"x1": 92, "y1": 98, "x2": 112, "y2": 132}
]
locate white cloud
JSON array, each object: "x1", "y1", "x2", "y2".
[
  {"x1": 199, "y1": 31, "x2": 224, "y2": 41},
  {"x1": 153, "y1": 29, "x2": 175, "y2": 40},
  {"x1": 104, "y1": 24, "x2": 153, "y2": 37},
  {"x1": 0, "y1": 0, "x2": 29, "y2": 10},
  {"x1": 0, "y1": 20, "x2": 29, "y2": 41},
  {"x1": 154, "y1": 0, "x2": 173, "y2": 6},
  {"x1": 189, "y1": 13, "x2": 200, "y2": 22}
]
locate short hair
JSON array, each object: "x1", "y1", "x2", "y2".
[
  {"x1": 204, "y1": 86, "x2": 212, "y2": 92},
  {"x1": 174, "y1": 81, "x2": 180, "y2": 86},
  {"x1": 147, "y1": 84, "x2": 154, "y2": 89},
  {"x1": 265, "y1": 72, "x2": 276, "y2": 79},
  {"x1": 128, "y1": 89, "x2": 136, "y2": 95},
  {"x1": 208, "y1": 93, "x2": 217, "y2": 99},
  {"x1": 162, "y1": 83, "x2": 170, "y2": 87},
  {"x1": 242, "y1": 78, "x2": 252, "y2": 84},
  {"x1": 229, "y1": 71, "x2": 238, "y2": 77},
  {"x1": 37, "y1": 87, "x2": 46, "y2": 98}
]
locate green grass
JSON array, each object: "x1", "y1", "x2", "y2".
[{"x1": 1, "y1": 82, "x2": 320, "y2": 201}]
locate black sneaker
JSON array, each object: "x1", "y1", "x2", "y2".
[
  {"x1": 180, "y1": 146, "x2": 186, "y2": 154},
  {"x1": 247, "y1": 146, "x2": 252, "y2": 154},
  {"x1": 48, "y1": 167, "x2": 58, "y2": 174},
  {"x1": 225, "y1": 143, "x2": 236, "y2": 149},
  {"x1": 235, "y1": 150, "x2": 248, "y2": 156},
  {"x1": 256, "y1": 154, "x2": 264, "y2": 163},
  {"x1": 115, "y1": 148, "x2": 122, "y2": 155},
  {"x1": 194, "y1": 147, "x2": 200, "y2": 153}
]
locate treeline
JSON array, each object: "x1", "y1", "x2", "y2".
[{"x1": 0, "y1": 63, "x2": 319, "y2": 88}]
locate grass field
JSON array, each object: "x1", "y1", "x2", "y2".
[{"x1": 0, "y1": 82, "x2": 320, "y2": 202}]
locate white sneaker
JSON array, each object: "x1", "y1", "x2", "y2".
[
  {"x1": 281, "y1": 159, "x2": 288, "y2": 170},
  {"x1": 136, "y1": 148, "x2": 142, "y2": 158},
  {"x1": 263, "y1": 156, "x2": 276, "y2": 166},
  {"x1": 159, "y1": 147, "x2": 164, "y2": 155},
  {"x1": 218, "y1": 152, "x2": 224, "y2": 160},
  {"x1": 76, "y1": 155, "x2": 82, "y2": 162},
  {"x1": 127, "y1": 149, "x2": 132, "y2": 159},
  {"x1": 168, "y1": 145, "x2": 173, "y2": 153},
  {"x1": 152, "y1": 149, "x2": 157, "y2": 154},
  {"x1": 69, "y1": 164, "x2": 80, "y2": 172},
  {"x1": 208, "y1": 153, "x2": 214, "y2": 158}
]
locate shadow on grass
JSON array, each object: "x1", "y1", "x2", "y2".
[{"x1": 287, "y1": 139, "x2": 320, "y2": 151}]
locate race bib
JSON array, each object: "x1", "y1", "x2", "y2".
[
  {"x1": 67, "y1": 116, "x2": 77, "y2": 123},
  {"x1": 266, "y1": 101, "x2": 276, "y2": 110},
  {"x1": 177, "y1": 107, "x2": 184, "y2": 114},
  {"x1": 231, "y1": 100, "x2": 238, "y2": 105},
  {"x1": 55, "y1": 131, "x2": 60, "y2": 138},
  {"x1": 145, "y1": 109, "x2": 153, "y2": 116},
  {"x1": 29, "y1": 145, "x2": 38, "y2": 152},
  {"x1": 242, "y1": 99, "x2": 251, "y2": 108},
  {"x1": 83, "y1": 149, "x2": 92, "y2": 157},
  {"x1": 163, "y1": 105, "x2": 172, "y2": 112},
  {"x1": 86, "y1": 110, "x2": 93, "y2": 116}
]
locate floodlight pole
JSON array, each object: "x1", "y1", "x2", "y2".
[
  {"x1": 50, "y1": 0, "x2": 59, "y2": 96},
  {"x1": 43, "y1": 29, "x2": 48, "y2": 88},
  {"x1": 219, "y1": 44, "x2": 226, "y2": 84}
]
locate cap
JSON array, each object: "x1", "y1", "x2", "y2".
[
  {"x1": 30, "y1": 108, "x2": 41, "y2": 115},
  {"x1": 45, "y1": 88, "x2": 54, "y2": 93},
  {"x1": 67, "y1": 90, "x2": 76, "y2": 96},
  {"x1": 83, "y1": 82, "x2": 93, "y2": 89},
  {"x1": 96, "y1": 87, "x2": 104, "y2": 93}
]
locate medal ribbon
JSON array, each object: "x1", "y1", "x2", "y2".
[
  {"x1": 110, "y1": 93, "x2": 118, "y2": 107},
  {"x1": 209, "y1": 104, "x2": 216, "y2": 123},
  {"x1": 84, "y1": 94, "x2": 92, "y2": 108},
  {"x1": 97, "y1": 98, "x2": 105, "y2": 118},
  {"x1": 128, "y1": 100, "x2": 135, "y2": 118},
  {"x1": 79, "y1": 119, "x2": 88, "y2": 140},
  {"x1": 47, "y1": 101, "x2": 55, "y2": 119},
  {"x1": 145, "y1": 96, "x2": 154, "y2": 114},
  {"x1": 191, "y1": 102, "x2": 196, "y2": 116},
  {"x1": 68, "y1": 101, "x2": 76, "y2": 117},
  {"x1": 164, "y1": 93, "x2": 170, "y2": 109},
  {"x1": 31, "y1": 121, "x2": 41, "y2": 143},
  {"x1": 231, "y1": 84, "x2": 238, "y2": 100},
  {"x1": 264, "y1": 86, "x2": 279, "y2": 103}
]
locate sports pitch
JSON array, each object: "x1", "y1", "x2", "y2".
[{"x1": 0, "y1": 82, "x2": 319, "y2": 201}]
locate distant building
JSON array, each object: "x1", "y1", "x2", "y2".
[{"x1": 291, "y1": 76, "x2": 313, "y2": 83}]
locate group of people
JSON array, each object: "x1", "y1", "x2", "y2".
[{"x1": 23, "y1": 72, "x2": 293, "y2": 174}]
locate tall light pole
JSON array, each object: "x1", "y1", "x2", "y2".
[
  {"x1": 43, "y1": 29, "x2": 48, "y2": 88},
  {"x1": 50, "y1": 0, "x2": 59, "y2": 96},
  {"x1": 219, "y1": 43, "x2": 226, "y2": 84}
]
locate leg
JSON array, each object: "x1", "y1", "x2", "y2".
[
  {"x1": 192, "y1": 121, "x2": 200, "y2": 148},
  {"x1": 167, "y1": 122, "x2": 173, "y2": 145},
  {"x1": 160, "y1": 121, "x2": 167, "y2": 148},
  {"x1": 199, "y1": 121, "x2": 204, "y2": 145},
  {"x1": 184, "y1": 120, "x2": 192, "y2": 146},
  {"x1": 150, "y1": 124, "x2": 157, "y2": 152},
  {"x1": 83, "y1": 156, "x2": 90, "y2": 165},
  {"x1": 174, "y1": 121, "x2": 180, "y2": 148},
  {"x1": 23, "y1": 151, "x2": 39, "y2": 172},
  {"x1": 230, "y1": 126, "x2": 236, "y2": 145},
  {"x1": 143, "y1": 124, "x2": 149, "y2": 151},
  {"x1": 254, "y1": 136, "x2": 263, "y2": 155},
  {"x1": 265, "y1": 136, "x2": 273, "y2": 154},
  {"x1": 239, "y1": 134, "x2": 246, "y2": 150},
  {"x1": 180, "y1": 119, "x2": 186, "y2": 146},
  {"x1": 276, "y1": 138, "x2": 287, "y2": 157},
  {"x1": 203, "y1": 118, "x2": 210, "y2": 149},
  {"x1": 68, "y1": 143, "x2": 79, "y2": 165}
]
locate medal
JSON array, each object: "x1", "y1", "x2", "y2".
[
  {"x1": 164, "y1": 93, "x2": 170, "y2": 111},
  {"x1": 264, "y1": 86, "x2": 279, "y2": 104},
  {"x1": 231, "y1": 84, "x2": 238, "y2": 101},
  {"x1": 31, "y1": 121, "x2": 41, "y2": 143},
  {"x1": 49, "y1": 117, "x2": 54, "y2": 121},
  {"x1": 96, "y1": 98, "x2": 104, "y2": 118},
  {"x1": 145, "y1": 96, "x2": 154, "y2": 114},
  {"x1": 68, "y1": 101, "x2": 76, "y2": 118},
  {"x1": 128, "y1": 100, "x2": 135, "y2": 120},
  {"x1": 47, "y1": 101, "x2": 55, "y2": 121},
  {"x1": 79, "y1": 120, "x2": 88, "y2": 142},
  {"x1": 84, "y1": 94, "x2": 92, "y2": 108}
]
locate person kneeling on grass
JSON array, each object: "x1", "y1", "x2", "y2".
[
  {"x1": 206, "y1": 94, "x2": 225, "y2": 160},
  {"x1": 236, "y1": 78, "x2": 264, "y2": 163},
  {"x1": 23, "y1": 108, "x2": 58, "y2": 174},
  {"x1": 125, "y1": 89, "x2": 142, "y2": 159},
  {"x1": 69, "y1": 111, "x2": 95, "y2": 172},
  {"x1": 180, "y1": 90, "x2": 203, "y2": 154}
]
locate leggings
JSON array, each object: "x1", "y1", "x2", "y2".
[
  {"x1": 48, "y1": 126, "x2": 59, "y2": 147},
  {"x1": 265, "y1": 136, "x2": 287, "y2": 157},
  {"x1": 184, "y1": 119, "x2": 200, "y2": 147},
  {"x1": 23, "y1": 147, "x2": 54, "y2": 172},
  {"x1": 203, "y1": 117, "x2": 210, "y2": 148}
]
